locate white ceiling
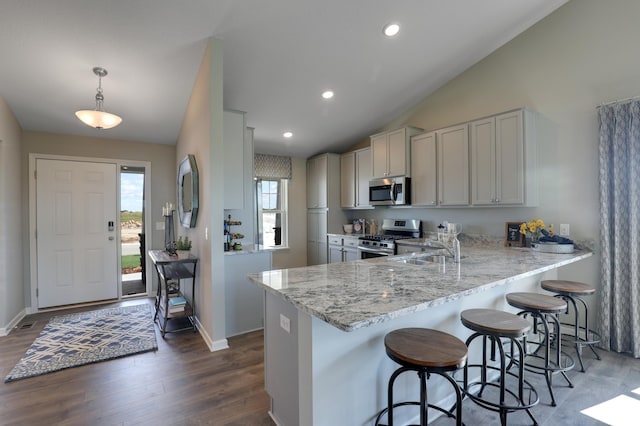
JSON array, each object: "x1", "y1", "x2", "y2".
[{"x1": 0, "y1": 0, "x2": 567, "y2": 158}]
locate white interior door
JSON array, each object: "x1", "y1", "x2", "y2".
[{"x1": 36, "y1": 159, "x2": 118, "y2": 308}]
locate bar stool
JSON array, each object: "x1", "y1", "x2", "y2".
[
  {"x1": 506, "y1": 292, "x2": 575, "y2": 406},
  {"x1": 541, "y1": 280, "x2": 602, "y2": 372},
  {"x1": 461, "y1": 309, "x2": 539, "y2": 426},
  {"x1": 374, "y1": 328, "x2": 468, "y2": 426}
]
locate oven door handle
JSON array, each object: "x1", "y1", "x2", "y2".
[{"x1": 357, "y1": 246, "x2": 391, "y2": 255}]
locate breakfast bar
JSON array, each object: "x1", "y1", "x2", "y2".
[{"x1": 247, "y1": 246, "x2": 592, "y2": 426}]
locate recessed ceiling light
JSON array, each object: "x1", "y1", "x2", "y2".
[
  {"x1": 383, "y1": 23, "x2": 400, "y2": 37},
  {"x1": 322, "y1": 90, "x2": 334, "y2": 100},
  {"x1": 283, "y1": 131, "x2": 293, "y2": 138}
]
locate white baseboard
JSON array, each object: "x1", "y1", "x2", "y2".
[
  {"x1": 194, "y1": 315, "x2": 229, "y2": 352},
  {"x1": 0, "y1": 308, "x2": 26, "y2": 336}
]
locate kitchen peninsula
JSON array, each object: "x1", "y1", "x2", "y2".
[{"x1": 247, "y1": 245, "x2": 592, "y2": 426}]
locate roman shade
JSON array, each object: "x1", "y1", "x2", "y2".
[{"x1": 254, "y1": 154, "x2": 292, "y2": 180}]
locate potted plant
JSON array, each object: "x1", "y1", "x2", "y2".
[{"x1": 175, "y1": 236, "x2": 192, "y2": 258}]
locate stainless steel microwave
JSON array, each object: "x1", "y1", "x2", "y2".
[{"x1": 368, "y1": 176, "x2": 410, "y2": 206}]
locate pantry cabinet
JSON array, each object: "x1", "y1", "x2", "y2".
[
  {"x1": 371, "y1": 126, "x2": 422, "y2": 178},
  {"x1": 307, "y1": 153, "x2": 346, "y2": 265},
  {"x1": 340, "y1": 147, "x2": 372, "y2": 208},
  {"x1": 470, "y1": 109, "x2": 537, "y2": 206},
  {"x1": 307, "y1": 210, "x2": 328, "y2": 265}
]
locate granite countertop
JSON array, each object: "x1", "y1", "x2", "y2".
[
  {"x1": 224, "y1": 244, "x2": 274, "y2": 256},
  {"x1": 247, "y1": 246, "x2": 592, "y2": 332}
]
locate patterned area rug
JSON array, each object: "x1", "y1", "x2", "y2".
[{"x1": 4, "y1": 304, "x2": 157, "y2": 383}]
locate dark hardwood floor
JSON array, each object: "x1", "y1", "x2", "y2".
[{"x1": 0, "y1": 298, "x2": 274, "y2": 426}]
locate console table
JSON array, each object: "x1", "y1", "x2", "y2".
[{"x1": 148, "y1": 250, "x2": 198, "y2": 337}]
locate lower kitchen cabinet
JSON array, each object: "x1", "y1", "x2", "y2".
[
  {"x1": 327, "y1": 235, "x2": 360, "y2": 263},
  {"x1": 308, "y1": 210, "x2": 328, "y2": 265}
]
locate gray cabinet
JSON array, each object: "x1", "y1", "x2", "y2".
[
  {"x1": 340, "y1": 147, "x2": 372, "y2": 208},
  {"x1": 307, "y1": 210, "x2": 328, "y2": 265},
  {"x1": 327, "y1": 235, "x2": 360, "y2": 263},
  {"x1": 471, "y1": 109, "x2": 537, "y2": 206},
  {"x1": 437, "y1": 124, "x2": 469, "y2": 206},
  {"x1": 410, "y1": 131, "x2": 438, "y2": 206},
  {"x1": 307, "y1": 153, "x2": 346, "y2": 265},
  {"x1": 371, "y1": 126, "x2": 422, "y2": 178}
]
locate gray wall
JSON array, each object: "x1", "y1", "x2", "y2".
[{"x1": 0, "y1": 96, "x2": 24, "y2": 332}]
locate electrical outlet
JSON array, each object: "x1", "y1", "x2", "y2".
[
  {"x1": 280, "y1": 314, "x2": 290, "y2": 333},
  {"x1": 559, "y1": 224, "x2": 570, "y2": 236}
]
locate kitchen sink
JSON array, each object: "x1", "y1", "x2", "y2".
[{"x1": 392, "y1": 253, "x2": 465, "y2": 266}]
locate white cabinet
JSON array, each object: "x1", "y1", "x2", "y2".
[
  {"x1": 307, "y1": 210, "x2": 328, "y2": 265},
  {"x1": 437, "y1": 124, "x2": 469, "y2": 206},
  {"x1": 307, "y1": 155, "x2": 328, "y2": 208},
  {"x1": 224, "y1": 110, "x2": 251, "y2": 209},
  {"x1": 410, "y1": 131, "x2": 438, "y2": 206},
  {"x1": 328, "y1": 235, "x2": 343, "y2": 263},
  {"x1": 340, "y1": 152, "x2": 356, "y2": 208},
  {"x1": 307, "y1": 153, "x2": 346, "y2": 265},
  {"x1": 342, "y1": 236, "x2": 359, "y2": 262},
  {"x1": 327, "y1": 235, "x2": 360, "y2": 263},
  {"x1": 340, "y1": 147, "x2": 372, "y2": 208},
  {"x1": 371, "y1": 126, "x2": 422, "y2": 178},
  {"x1": 470, "y1": 109, "x2": 537, "y2": 206}
]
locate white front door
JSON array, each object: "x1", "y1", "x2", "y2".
[{"x1": 36, "y1": 159, "x2": 118, "y2": 308}]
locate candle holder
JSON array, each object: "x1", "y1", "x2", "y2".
[{"x1": 164, "y1": 210, "x2": 176, "y2": 255}]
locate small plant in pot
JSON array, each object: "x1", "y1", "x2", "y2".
[{"x1": 175, "y1": 236, "x2": 192, "y2": 258}]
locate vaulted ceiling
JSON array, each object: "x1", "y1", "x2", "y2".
[{"x1": 0, "y1": 0, "x2": 567, "y2": 158}]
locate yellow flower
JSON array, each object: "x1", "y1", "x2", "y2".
[{"x1": 520, "y1": 218, "x2": 546, "y2": 235}]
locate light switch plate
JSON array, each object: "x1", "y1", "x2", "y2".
[
  {"x1": 156, "y1": 221, "x2": 165, "y2": 231},
  {"x1": 559, "y1": 224, "x2": 570, "y2": 236},
  {"x1": 280, "y1": 314, "x2": 290, "y2": 333}
]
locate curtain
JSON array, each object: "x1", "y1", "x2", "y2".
[
  {"x1": 254, "y1": 154, "x2": 292, "y2": 180},
  {"x1": 598, "y1": 100, "x2": 640, "y2": 357}
]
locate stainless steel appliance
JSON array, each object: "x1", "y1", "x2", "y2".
[
  {"x1": 368, "y1": 176, "x2": 410, "y2": 206},
  {"x1": 358, "y1": 219, "x2": 421, "y2": 259}
]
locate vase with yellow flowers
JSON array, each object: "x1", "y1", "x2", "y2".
[{"x1": 520, "y1": 219, "x2": 553, "y2": 247}]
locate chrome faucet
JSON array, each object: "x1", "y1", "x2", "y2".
[{"x1": 425, "y1": 239, "x2": 461, "y2": 263}]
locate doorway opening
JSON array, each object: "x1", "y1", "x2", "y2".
[{"x1": 120, "y1": 165, "x2": 146, "y2": 296}]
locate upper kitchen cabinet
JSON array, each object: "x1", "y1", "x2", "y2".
[
  {"x1": 307, "y1": 153, "x2": 340, "y2": 208},
  {"x1": 437, "y1": 123, "x2": 470, "y2": 206},
  {"x1": 223, "y1": 110, "x2": 252, "y2": 209},
  {"x1": 340, "y1": 147, "x2": 372, "y2": 209},
  {"x1": 470, "y1": 109, "x2": 538, "y2": 206},
  {"x1": 371, "y1": 126, "x2": 422, "y2": 178},
  {"x1": 410, "y1": 131, "x2": 437, "y2": 207}
]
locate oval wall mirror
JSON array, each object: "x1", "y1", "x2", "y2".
[{"x1": 178, "y1": 154, "x2": 199, "y2": 228}]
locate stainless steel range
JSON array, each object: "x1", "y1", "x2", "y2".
[{"x1": 358, "y1": 219, "x2": 421, "y2": 259}]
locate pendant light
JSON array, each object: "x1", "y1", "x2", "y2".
[{"x1": 75, "y1": 67, "x2": 122, "y2": 129}]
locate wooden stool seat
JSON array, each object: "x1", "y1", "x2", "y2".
[
  {"x1": 461, "y1": 308, "x2": 531, "y2": 338},
  {"x1": 541, "y1": 279, "x2": 595, "y2": 296},
  {"x1": 385, "y1": 328, "x2": 468, "y2": 371},
  {"x1": 506, "y1": 292, "x2": 567, "y2": 313},
  {"x1": 376, "y1": 328, "x2": 467, "y2": 426}
]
